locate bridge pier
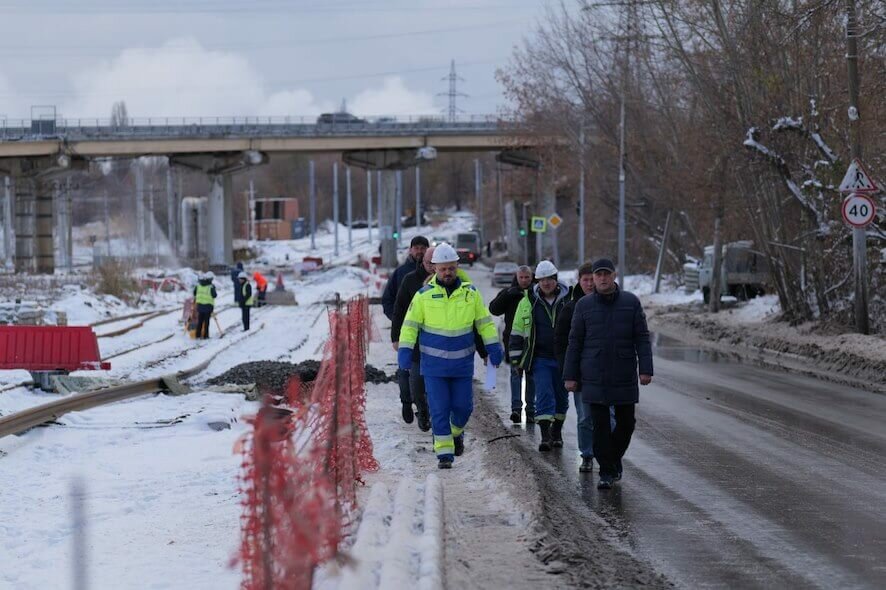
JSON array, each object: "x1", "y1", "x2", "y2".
[{"x1": 207, "y1": 174, "x2": 234, "y2": 267}]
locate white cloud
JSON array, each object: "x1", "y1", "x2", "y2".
[
  {"x1": 60, "y1": 38, "x2": 334, "y2": 119},
  {"x1": 350, "y1": 76, "x2": 437, "y2": 117}
]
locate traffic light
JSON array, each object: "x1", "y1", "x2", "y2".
[
  {"x1": 519, "y1": 228, "x2": 527, "y2": 237},
  {"x1": 392, "y1": 230, "x2": 400, "y2": 239}
]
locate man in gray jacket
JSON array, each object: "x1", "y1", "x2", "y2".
[{"x1": 563, "y1": 258, "x2": 653, "y2": 489}]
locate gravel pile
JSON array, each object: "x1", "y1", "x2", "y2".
[
  {"x1": 209, "y1": 360, "x2": 395, "y2": 391},
  {"x1": 364, "y1": 364, "x2": 396, "y2": 384},
  {"x1": 208, "y1": 360, "x2": 320, "y2": 393}
]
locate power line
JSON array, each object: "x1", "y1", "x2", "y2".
[{"x1": 0, "y1": 20, "x2": 529, "y2": 58}]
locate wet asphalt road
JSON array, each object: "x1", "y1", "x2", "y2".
[{"x1": 503, "y1": 334, "x2": 886, "y2": 589}]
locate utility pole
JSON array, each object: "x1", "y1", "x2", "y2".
[
  {"x1": 309, "y1": 160, "x2": 316, "y2": 250},
  {"x1": 415, "y1": 167, "x2": 421, "y2": 234},
  {"x1": 166, "y1": 167, "x2": 176, "y2": 256},
  {"x1": 346, "y1": 165, "x2": 352, "y2": 250},
  {"x1": 333, "y1": 162, "x2": 339, "y2": 257},
  {"x1": 134, "y1": 162, "x2": 145, "y2": 256},
  {"x1": 395, "y1": 170, "x2": 402, "y2": 247},
  {"x1": 65, "y1": 177, "x2": 73, "y2": 273},
  {"x1": 248, "y1": 180, "x2": 256, "y2": 242},
  {"x1": 367, "y1": 170, "x2": 373, "y2": 245},
  {"x1": 496, "y1": 164, "x2": 505, "y2": 243},
  {"x1": 578, "y1": 127, "x2": 586, "y2": 264},
  {"x1": 845, "y1": 0, "x2": 869, "y2": 334},
  {"x1": 653, "y1": 210, "x2": 672, "y2": 293},
  {"x1": 2, "y1": 176, "x2": 11, "y2": 268},
  {"x1": 474, "y1": 159, "x2": 482, "y2": 242},
  {"x1": 617, "y1": 64, "x2": 627, "y2": 287},
  {"x1": 439, "y1": 59, "x2": 467, "y2": 122},
  {"x1": 103, "y1": 190, "x2": 111, "y2": 257}
]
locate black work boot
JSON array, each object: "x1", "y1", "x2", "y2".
[
  {"x1": 509, "y1": 411, "x2": 521, "y2": 424},
  {"x1": 417, "y1": 412, "x2": 431, "y2": 432},
  {"x1": 550, "y1": 419, "x2": 564, "y2": 448},
  {"x1": 401, "y1": 402, "x2": 414, "y2": 424},
  {"x1": 538, "y1": 420, "x2": 552, "y2": 452},
  {"x1": 438, "y1": 457, "x2": 453, "y2": 469},
  {"x1": 454, "y1": 435, "x2": 465, "y2": 456},
  {"x1": 525, "y1": 409, "x2": 535, "y2": 424}
]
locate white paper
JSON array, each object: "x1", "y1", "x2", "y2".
[{"x1": 484, "y1": 363, "x2": 497, "y2": 390}]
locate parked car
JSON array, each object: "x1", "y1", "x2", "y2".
[
  {"x1": 316, "y1": 112, "x2": 365, "y2": 125},
  {"x1": 492, "y1": 262, "x2": 519, "y2": 287},
  {"x1": 431, "y1": 235, "x2": 449, "y2": 247},
  {"x1": 455, "y1": 232, "x2": 482, "y2": 266},
  {"x1": 698, "y1": 240, "x2": 769, "y2": 303}
]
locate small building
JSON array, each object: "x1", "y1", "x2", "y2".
[{"x1": 246, "y1": 197, "x2": 304, "y2": 241}]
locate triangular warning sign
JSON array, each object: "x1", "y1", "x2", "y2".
[{"x1": 839, "y1": 158, "x2": 879, "y2": 193}]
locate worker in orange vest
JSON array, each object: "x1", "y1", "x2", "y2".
[{"x1": 253, "y1": 271, "x2": 268, "y2": 307}]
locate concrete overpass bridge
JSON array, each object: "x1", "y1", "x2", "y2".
[{"x1": 0, "y1": 115, "x2": 550, "y2": 272}]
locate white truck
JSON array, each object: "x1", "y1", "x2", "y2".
[{"x1": 698, "y1": 241, "x2": 770, "y2": 303}]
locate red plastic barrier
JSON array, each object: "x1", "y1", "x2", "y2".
[
  {"x1": 0, "y1": 326, "x2": 110, "y2": 371},
  {"x1": 236, "y1": 294, "x2": 378, "y2": 590}
]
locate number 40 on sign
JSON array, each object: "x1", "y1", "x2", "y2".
[{"x1": 841, "y1": 193, "x2": 876, "y2": 229}]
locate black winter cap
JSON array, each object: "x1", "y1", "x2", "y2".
[
  {"x1": 591, "y1": 258, "x2": 616, "y2": 273},
  {"x1": 410, "y1": 236, "x2": 430, "y2": 247}
]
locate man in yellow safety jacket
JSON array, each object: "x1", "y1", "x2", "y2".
[
  {"x1": 398, "y1": 243, "x2": 503, "y2": 469},
  {"x1": 193, "y1": 271, "x2": 217, "y2": 339}
]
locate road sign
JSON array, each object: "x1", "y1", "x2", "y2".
[
  {"x1": 548, "y1": 213, "x2": 563, "y2": 229},
  {"x1": 841, "y1": 193, "x2": 877, "y2": 228},
  {"x1": 530, "y1": 216, "x2": 547, "y2": 233},
  {"x1": 839, "y1": 158, "x2": 879, "y2": 193}
]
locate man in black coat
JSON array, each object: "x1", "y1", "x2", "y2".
[
  {"x1": 563, "y1": 258, "x2": 653, "y2": 489},
  {"x1": 489, "y1": 265, "x2": 535, "y2": 423},
  {"x1": 381, "y1": 235, "x2": 429, "y2": 320},
  {"x1": 391, "y1": 246, "x2": 435, "y2": 431}
]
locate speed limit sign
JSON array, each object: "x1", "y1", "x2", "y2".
[{"x1": 841, "y1": 193, "x2": 877, "y2": 228}]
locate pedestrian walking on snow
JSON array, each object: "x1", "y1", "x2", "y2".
[
  {"x1": 238, "y1": 271, "x2": 254, "y2": 331},
  {"x1": 398, "y1": 243, "x2": 503, "y2": 469},
  {"x1": 193, "y1": 271, "x2": 218, "y2": 339},
  {"x1": 563, "y1": 258, "x2": 653, "y2": 489},
  {"x1": 555, "y1": 262, "x2": 614, "y2": 473},
  {"x1": 509, "y1": 260, "x2": 571, "y2": 451},
  {"x1": 489, "y1": 265, "x2": 536, "y2": 423}
]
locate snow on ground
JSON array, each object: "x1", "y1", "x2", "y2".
[{"x1": 0, "y1": 262, "x2": 376, "y2": 590}]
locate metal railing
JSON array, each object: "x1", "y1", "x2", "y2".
[{"x1": 0, "y1": 114, "x2": 518, "y2": 141}]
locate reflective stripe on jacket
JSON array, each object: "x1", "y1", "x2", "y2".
[
  {"x1": 241, "y1": 282, "x2": 254, "y2": 307},
  {"x1": 398, "y1": 270, "x2": 500, "y2": 378}
]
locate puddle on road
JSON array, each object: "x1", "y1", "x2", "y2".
[{"x1": 652, "y1": 332, "x2": 727, "y2": 364}]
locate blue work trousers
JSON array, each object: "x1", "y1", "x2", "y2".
[
  {"x1": 509, "y1": 365, "x2": 535, "y2": 413},
  {"x1": 424, "y1": 376, "x2": 474, "y2": 460},
  {"x1": 574, "y1": 394, "x2": 616, "y2": 459},
  {"x1": 531, "y1": 357, "x2": 568, "y2": 423}
]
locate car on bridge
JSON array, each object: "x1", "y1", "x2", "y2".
[{"x1": 316, "y1": 112, "x2": 365, "y2": 125}]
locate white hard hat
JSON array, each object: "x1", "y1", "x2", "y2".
[
  {"x1": 534, "y1": 260, "x2": 558, "y2": 279},
  {"x1": 431, "y1": 243, "x2": 459, "y2": 264},
  {"x1": 205, "y1": 271, "x2": 215, "y2": 281},
  {"x1": 238, "y1": 271, "x2": 249, "y2": 280}
]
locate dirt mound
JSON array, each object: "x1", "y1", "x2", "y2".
[{"x1": 209, "y1": 360, "x2": 395, "y2": 392}]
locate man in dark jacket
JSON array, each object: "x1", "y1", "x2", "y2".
[
  {"x1": 489, "y1": 265, "x2": 535, "y2": 423},
  {"x1": 555, "y1": 261, "x2": 610, "y2": 473},
  {"x1": 193, "y1": 272, "x2": 218, "y2": 339},
  {"x1": 237, "y1": 271, "x2": 253, "y2": 331},
  {"x1": 563, "y1": 258, "x2": 653, "y2": 489},
  {"x1": 230, "y1": 262, "x2": 244, "y2": 304},
  {"x1": 381, "y1": 235, "x2": 429, "y2": 320},
  {"x1": 391, "y1": 246, "x2": 435, "y2": 431}
]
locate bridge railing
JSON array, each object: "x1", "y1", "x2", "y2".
[{"x1": 0, "y1": 114, "x2": 518, "y2": 141}]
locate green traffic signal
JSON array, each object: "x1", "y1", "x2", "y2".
[
  {"x1": 393, "y1": 231, "x2": 400, "y2": 239},
  {"x1": 519, "y1": 229, "x2": 527, "y2": 236}
]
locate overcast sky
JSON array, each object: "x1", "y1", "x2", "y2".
[{"x1": 0, "y1": 0, "x2": 549, "y2": 121}]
